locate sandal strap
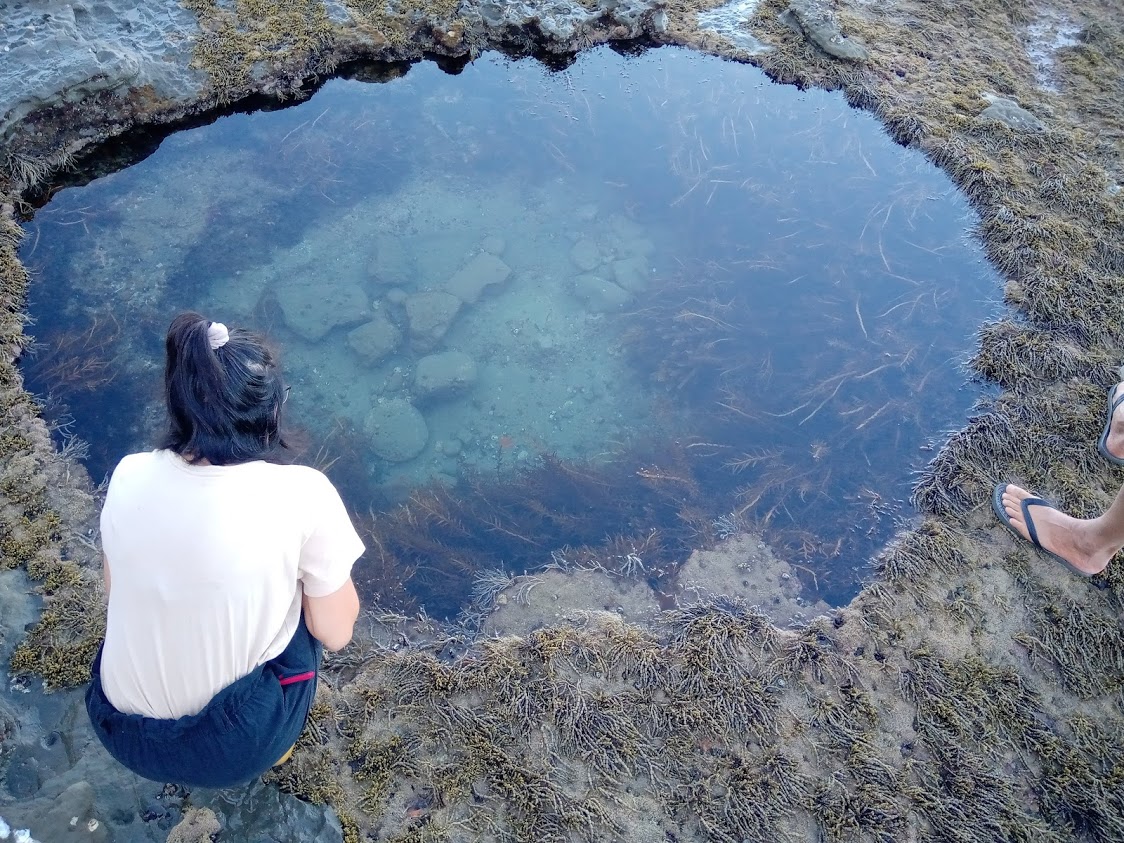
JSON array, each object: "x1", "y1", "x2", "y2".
[
  {"x1": 1019, "y1": 497, "x2": 1053, "y2": 551},
  {"x1": 1112, "y1": 388, "x2": 1124, "y2": 414}
]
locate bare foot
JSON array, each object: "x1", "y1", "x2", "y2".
[
  {"x1": 1107, "y1": 383, "x2": 1124, "y2": 461},
  {"x1": 998, "y1": 484, "x2": 1111, "y2": 576}
]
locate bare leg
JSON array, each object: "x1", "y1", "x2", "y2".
[{"x1": 999, "y1": 484, "x2": 1123, "y2": 575}]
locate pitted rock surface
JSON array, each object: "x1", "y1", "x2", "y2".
[{"x1": 0, "y1": 0, "x2": 201, "y2": 142}]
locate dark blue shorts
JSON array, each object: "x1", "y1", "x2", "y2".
[{"x1": 85, "y1": 616, "x2": 322, "y2": 788}]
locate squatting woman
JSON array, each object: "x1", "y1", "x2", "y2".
[{"x1": 86, "y1": 312, "x2": 364, "y2": 787}]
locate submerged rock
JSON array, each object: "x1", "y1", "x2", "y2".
[
  {"x1": 444, "y1": 252, "x2": 512, "y2": 303},
  {"x1": 572, "y1": 273, "x2": 633, "y2": 312},
  {"x1": 275, "y1": 276, "x2": 368, "y2": 342},
  {"x1": 414, "y1": 351, "x2": 478, "y2": 400},
  {"x1": 364, "y1": 398, "x2": 428, "y2": 462},
  {"x1": 781, "y1": 0, "x2": 869, "y2": 62},
  {"x1": 480, "y1": 235, "x2": 506, "y2": 255},
  {"x1": 612, "y1": 256, "x2": 650, "y2": 293},
  {"x1": 404, "y1": 291, "x2": 462, "y2": 351},
  {"x1": 569, "y1": 238, "x2": 601, "y2": 272},
  {"x1": 368, "y1": 236, "x2": 416, "y2": 286},
  {"x1": 347, "y1": 312, "x2": 402, "y2": 366}
]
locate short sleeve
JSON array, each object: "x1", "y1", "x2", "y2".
[{"x1": 299, "y1": 473, "x2": 365, "y2": 597}]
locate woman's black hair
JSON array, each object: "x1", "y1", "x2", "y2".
[{"x1": 161, "y1": 311, "x2": 290, "y2": 465}]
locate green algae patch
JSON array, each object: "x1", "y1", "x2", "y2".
[
  {"x1": 184, "y1": 0, "x2": 339, "y2": 99},
  {"x1": 183, "y1": 0, "x2": 467, "y2": 99}
]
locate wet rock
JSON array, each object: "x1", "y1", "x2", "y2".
[
  {"x1": 347, "y1": 312, "x2": 402, "y2": 366},
  {"x1": 781, "y1": 0, "x2": 868, "y2": 62},
  {"x1": 979, "y1": 92, "x2": 1046, "y2": 131},
  {"x1": 404, "y1": 291, "x2": 462, "y2": 351},
  {"x1": 37, "y1": 781, "x2": 106, "y2": 843},
  {"x1": 166, "y1": 807, "x2": 220, "y2": 843},
  {"x1": 192, "y1": 777, "x2": 344, "y2": 843},
  {"x1": 444, "y1": 253, "x2": 512, "y2": 303},
  {"x1": 2, "y1": 746, "x2": 43, "y2": 798},
  {"x1": 572, "y1": 273, "x2": 633, "y2": 312},
  {"x1": 414, "y1": 351, "x2": 478, "y2": 400},
  {"x1": 569, "y1": 239, "x2": 601, "y2": 272},
  {"x1": 368, "y1": 235, "x2": 416, "y2": 286},
  {"x1": 364, "y1": 399, "x2": 429, "y2": 462},
  {"x1": 275, "y1": 277, "x2": 369, "y2": 342},
  {"x1": 0, "y1": 569, "x2": 42, "y2": 665},
  {"x1": 612, "y1": 256, "x2": 650, "y2": 293},
  {"x1": 0, "y1": 730, "x2": 71, "y2": 799}
]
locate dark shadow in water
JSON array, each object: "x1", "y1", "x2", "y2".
[{"x1": 17, "y1": 46, "x2": 1000, "y2": 615}]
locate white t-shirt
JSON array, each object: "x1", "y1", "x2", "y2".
[{"x1": 99, "y1": 449, "x2": 364, "y2": 720}]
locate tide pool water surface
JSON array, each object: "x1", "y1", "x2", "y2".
[{"x1": 19, "y1": 46, "x2": 998, "y2": 613}]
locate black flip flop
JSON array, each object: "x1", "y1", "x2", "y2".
[
  {"x1": 1098, "y1": 384, "x2": 1124, "y2": 466},
  {"x1": 991, "y1": 483, "x2": 1093, "y2": 578}
]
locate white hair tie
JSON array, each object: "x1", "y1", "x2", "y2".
[{"x1": 207, "y1": 322, "x2": 230, "y2": 350}]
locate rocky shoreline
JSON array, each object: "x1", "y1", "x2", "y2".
[{"x1": 3, "y1": 0, "x2": 1123, "y2": 841}]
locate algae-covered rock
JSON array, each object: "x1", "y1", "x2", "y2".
[
  {"x1": 572, "y1": 273, "x2": 633, "y2": 311},
  {"x1": 404, "y1": 291, "x2": 461, "y2": 351},
  {"x1": 346, "y1": 312, "x2": 402, "y2": 366},
  {"x1": 414, "y1": 351, "x2": 477, "y2": 400},
  {"x1": 167, "y1": 807, "x2": 221, "y2": 843},
  {"x1": 674, "y1": 532, "x2": 831, "y2": 627},
  {"x1": 364, "y1": 398, "x2": 428, "y2": 462},
  {"x1": 483, "y1": 570, "x2": 660, "y2": 637},
  {"x1": 781, "y1": 0, "x2": 868, "y2": 62},
  {"x1": 275, "y1": 276, "x2": 368, "y2": 342},
  {"x1": 444, "y1": 252, "x2": 512, "y2": 303},
  {"x1": 979, "y1": 92, "x2": 1046, "y2": 131}
]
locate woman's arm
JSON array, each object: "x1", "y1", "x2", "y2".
[
  {"x1": 302, "y1": 578, "x2": 360, "y2": 651},
  {"x1": 103, "y1": 553, "x2": 112, "y2": 597}
]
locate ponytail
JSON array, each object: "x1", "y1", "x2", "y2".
[{"x1": 161, "y1": 311, "x2": 289, "y2": 465}]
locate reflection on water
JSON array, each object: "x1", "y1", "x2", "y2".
[{"x1": 18, "y1": 46, "x2": 998, "y2": 612}]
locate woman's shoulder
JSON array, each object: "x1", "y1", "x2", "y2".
[
  {"x1": 110, "y1": 449, "x2": 166, "y2": 477},
  {"x1": 250, "y1": 461, "x2": 338, "y2": 495}
]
